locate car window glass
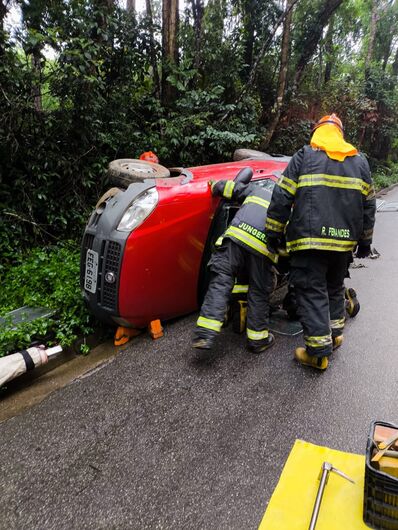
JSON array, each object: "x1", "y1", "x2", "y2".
[{"x1": 254, "y1": 177, "x2": 277, "y2": 192}]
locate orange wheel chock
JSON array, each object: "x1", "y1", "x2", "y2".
[
  {"x1": 148, "y1": 319, "x2": 163, "y2": 340},
  {"x1": 114, "y1": 326, "x2": 141, "y2": 346}
]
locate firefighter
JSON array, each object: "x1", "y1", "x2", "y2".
[
  {"x1": 192, "y1": 167, "x2": 278, "y2": 358},
  {"x1": 264, "y1": 114, "x2": 376, "y2": 370}
]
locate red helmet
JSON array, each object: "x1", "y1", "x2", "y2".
[
  {"x1": 139, "y1": 151, "x2": 159, "y2": 164},
  {"x1": 312, "y1": 114, "x2": 343, "y2": 133}
]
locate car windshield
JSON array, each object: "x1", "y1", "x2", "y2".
[{"x1": 255, "y1": 177, "x2": 277, "y2": 192}]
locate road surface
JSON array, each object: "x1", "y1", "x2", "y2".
[{"x1": 0, "y1": 187, "x2": 397, "y2": 530}]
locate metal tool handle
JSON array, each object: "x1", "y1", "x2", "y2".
[
  {"x1": 308, "y1": 462, "x2": 355, "y2": 530},
  {"x1": 45, "y1": 345, "x2": 63, "y2": 357},
  {"x1": 330, "y1": 465, "x2": 355, "y2": 484},
  {"x1": 309, "y1": 467, "x2": 329, "y2": 530}
]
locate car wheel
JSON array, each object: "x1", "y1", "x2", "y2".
[
  {"x1": 233, "y1": 149, "x2": 291, "y2": 162},
  {"x1": 108, "y1": 159, "x2": 170, "y2": 187},
  {"x1": 233, "y1": 148, "x2": 269, "y2": 161}
]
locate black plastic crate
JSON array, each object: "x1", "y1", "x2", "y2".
[{"x1": 364, "y1": 421, "x2": 398, "y2": 529}]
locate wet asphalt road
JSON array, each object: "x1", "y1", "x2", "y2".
[{"x1": 1, "y1": 188, "x2": 398, "y2": 530}]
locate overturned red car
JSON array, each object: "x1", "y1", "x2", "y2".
[{"x1": 80, "y1": 150, "x2": 291, "y2": 329}]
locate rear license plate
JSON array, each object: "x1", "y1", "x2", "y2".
[{"x1": 85, "y1": 249, "x2": 98, "y2": 293}]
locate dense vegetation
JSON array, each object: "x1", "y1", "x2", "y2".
[
  {"x1": 0, "y1": 241, "x2": 93, "y2": 354},
  {"x1": 0, "y1": 0, "x2": 397, "y2": 354}
]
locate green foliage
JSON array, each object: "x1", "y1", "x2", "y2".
[
  {"x1": 150, "y1": 80, "x2": 260, "y2": 165},
  {"x1": 372, "y1": 162, "x2": 398, "y2": 192},
  {"x1": 269, "y1": 118, "x2": 313, "y2": 155},
  {"x1": 0, "y1": 242, "x2": 94, "y2": 357},
  {"x1": 1, "y1": 0, "x2": 398, "y2": 275},
  {"x1": 0, "y1": 3, "x2": 157, "y2": 263}
]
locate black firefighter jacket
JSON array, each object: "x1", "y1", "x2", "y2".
[
  {"x1": 264, "y1": 146, "x2": 376, "y2": 253},
  {"x1": 211, "y1": 178, "x2": 278, "y2": 264}
]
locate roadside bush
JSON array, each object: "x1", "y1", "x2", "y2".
[
  {"x1": 0, "y1": 241, "x2": 94, "y2": 357},
  {"x1": 371, "y1": 162, "x2": 398, "y2": 191}
]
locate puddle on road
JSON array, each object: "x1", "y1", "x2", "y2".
[
  {"x1": 269, "y1": 310, "x2": 302, "y2": 336},
  {"x1": 76, "y1": 358, "x2": 116, "y2": 381}
]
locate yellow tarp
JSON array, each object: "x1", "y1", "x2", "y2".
[{"x1": 259, "y1": 439, "x2": 368, "y2": 529}]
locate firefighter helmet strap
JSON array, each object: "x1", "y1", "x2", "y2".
[{"x1": 313, "y1": 119, "x2": 344, "y2": 132}]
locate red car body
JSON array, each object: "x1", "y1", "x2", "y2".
[{"x1": 81, "y1": 158, "x2": 289, "y2": 329}]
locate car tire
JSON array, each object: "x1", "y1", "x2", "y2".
[
  {"x1": 108, "y1": 159, "x2": 170, "y2": 187},
  {"x1": 233, "y1": 148, "x2": 269, "y2": 161},
  {"x1": 233, "y1": 149, "x2": 291, "y2": 162}
]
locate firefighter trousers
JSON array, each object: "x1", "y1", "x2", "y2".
[
  {"x1": 290, "y1": 250, "x2": 352, "y2": 358},
  {"x1": 195, "y1": 238, "x2": 274, "y2": 348}
]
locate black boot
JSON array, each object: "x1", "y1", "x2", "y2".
[
  {"x1": 248, "y1": 333, "x2": 275, "y2": 354},
  {"x1": 192, "y1": 337, "x2": 215, "y2": 350},
  {"x1": 345, "y1": 287, "x2": 360, "y2": 318},
  {"x1": 191, "y1": 334, "x2": 217, "y2": 362}
]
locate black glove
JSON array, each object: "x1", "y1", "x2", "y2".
[
  {"x1": 355, "y1": 243, "x2": 371, "y2": 259},
  {"x1": 209, "y1": 180, "x2": 225, "y2": 196},
  {"x1": 266, "y1": 236, "x2": 281, "y2": 254}
]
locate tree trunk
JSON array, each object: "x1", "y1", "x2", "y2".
[
  {"x1": 260, "y1": 0, "x2": 293, "y2": 150},
  {"x1": 146, "y1": 0, "x2": 161, "y2": 99},
  {"x1": 102, "y1": 0, "x2": 115, "y2": 9},
  {"x1": 21, "y1": 2, "x2": 45, "y2": 112},
  {"x1": 241, "y1": 0, "x2": 255, "y2": 81},
  {"x1": 32, "y1": 53, "x2": 42, "y2": 111},
  {"x1": 365, "y1": 0, "x2": 378, "y2": 79},
  {"x1": 162, "y1": 0, "x2": 179, "y2": 106},
  {"x1": 190, "y1": 0, "x2": 204, "y2": 73},
  {"x1": 93, "y1": 0, "x2": 115, "y2": 37},
  {"x1": 0, "y1": 0, "x2": 6, "y2": 26},
  {"x1": 323, "y1": 15, "x2": 334, "y2": 84},
  {"x1": 220, "y1": 0, "x2": 299, "y2": 123},
  {"x1": 0, "y1": 0, "x2": 8, "y2": 56},
  {"x1": 392, "y1": 45, "x2": 398, "y2": 76},
  {"x1": 126, "y1": 0, "x2": 135, "y2": 12},
  {"x1": 381, "y1": 34, "x2": 393, "y2": 71},
  {"x1": 318, "y1": 43, "x2": 323, "y2": 90},
  {"x1": 292, "y1": 0, "x2": 344, "y2": 93}
]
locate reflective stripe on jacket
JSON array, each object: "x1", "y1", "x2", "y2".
[
  {"x1": 264, "y1": 145, "x2": 376, "y2": 252},
  {"x1": 212, "y1": 179, "x2": 278, "y2": 263}
]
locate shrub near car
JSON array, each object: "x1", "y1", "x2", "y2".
[{"x1": 80, "y1": 152, "x2": 290, "y2": 330}]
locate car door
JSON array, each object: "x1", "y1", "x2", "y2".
[{"x1": 197, "y1": 176, "x2": 288, "y2": 306}]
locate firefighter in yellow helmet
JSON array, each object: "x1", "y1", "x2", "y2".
[{"x1": 264, "y1": 114, "x2": 376, "y2": 370}]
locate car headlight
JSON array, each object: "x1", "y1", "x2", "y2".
[{"x1": 117, "y1": 188, "x2": 159, "y2": 232}]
